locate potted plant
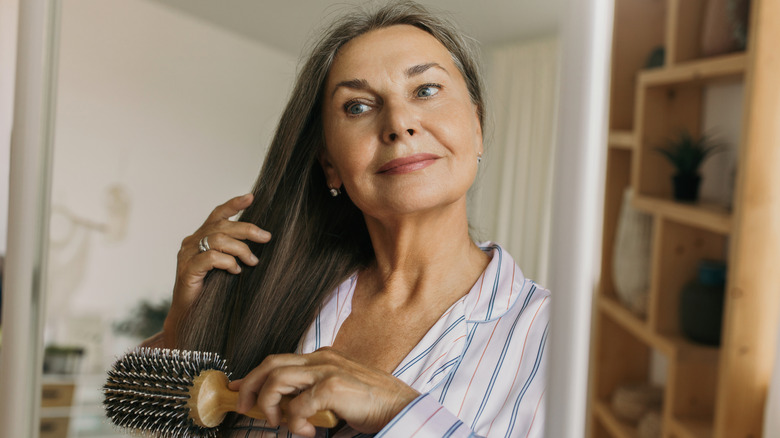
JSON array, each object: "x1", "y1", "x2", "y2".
[
  {"x1": 113, "y1": 298, "x2": 170, "y2": 340},
  {"x1": 656, "y1": 130, "x2": 722, "y2": 202}
]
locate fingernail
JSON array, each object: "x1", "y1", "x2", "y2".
[
  {"x1": 235, "y1": 266, "x2": 242, "y2": 274},
  {"x1": 250, "y1": 254, "x2": 259, "y2": 264}
]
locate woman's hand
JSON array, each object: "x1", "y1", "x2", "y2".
[
  {"x1": 163, "y1": 193, "x2": 271, "y2": 346},
  {"x1": 227, "y1": 348, "x2": 419, "y2": 437}
]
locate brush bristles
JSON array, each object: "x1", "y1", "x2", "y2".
[{"x1": 103, "y1": 347, "x2": 229, "y2": 438}]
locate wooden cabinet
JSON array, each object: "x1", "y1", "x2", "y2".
[
  {"x1": 40, "y1": 380, "x2": 76, "y2": 438},
  {"x1": 588, "y1": 0, "x2": 780, "y2": 437}
]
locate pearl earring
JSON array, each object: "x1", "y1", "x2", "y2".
[{"x1": 329, "y1": 187, "x2": 340, "y2": 197}]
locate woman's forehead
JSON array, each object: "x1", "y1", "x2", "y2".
[{"x1": 327, "y1": 25, "x2": 455, "y2": 86}]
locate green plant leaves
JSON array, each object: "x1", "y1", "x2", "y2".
[{"x1": 655, "y1": 130, "x2": 723, "y2": 175}]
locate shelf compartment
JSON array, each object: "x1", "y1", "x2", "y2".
[
  {"x1": 593, "y1": 400, "x2": 638, "y2": 438},
  {"x1": 647, "y1": 218, "x2": 728, "y2": 342},
  {"x1": 665, "y1": 0, "x2": 707, "y2": 65},
  {"x1": 665, "y1": 338, "x2": 719, "y2": 437},
  {"x1": 592, "y1": 300, "x2": 653, "y2": 404},
  {"x1": 609, "y1": 0, "x2": 666, "y2": 131},
  {"x1": 669, "y1": 416, "x2": 714, "y2": 438},
  {"x1": 633, "y1": 195, "x2": 731, "y2": 235},
  {"x1": 599, "y1": 295, "x2": 719, "y2": 363},
  {"x1": 598, "y1": 295, "x2": 670, "y2": 355},
  {"x1": 633, "y1": 79, "x2": 703, "y2": 200},
  {"x1": 633, "y1": 70, "x2": 741, "y2": 207},
  {"x1": 608, "y1": 130, "x2": 636, "y2": 150},
  {"x1": 639, "y1": 53, "x2": 747, "y2": 88}
]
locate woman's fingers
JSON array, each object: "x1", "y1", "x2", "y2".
[
  {"x1": 285, "y1": 377, "x2": 339, "y2": 436},
  {"x1": 189, "y1": 249, "x2": 245, "y2": 275},
  {"x1": 207, "y1": 193, "x2": 254, "y2": 223},
  {"x1": 234, "y1": 355, "x2": 307, "y2": 415},
  {"x1": 230, "y1": 349, "x2": 419, "y2": 434},
  {"x1": 287, "y1": 414, "x2": 317, "y2": 438},
  {"x1": 256, "y1": 367, "x2": 320, "y2": 427},
  {"x1": 200, "y1": 232, "x2": 260, "y2": 266},
  {"x1": 179, "y1": 198, "x2": 272, "y2": 275},
  {"x1": 209, "y1": 220, "x2": 272, "y2": 247}
]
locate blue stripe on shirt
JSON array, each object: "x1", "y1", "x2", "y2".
[
  {"x1": 486, "y1": 244, "x2": 503, "y2": 320},
  {"x1": 394, "y1": 316, "x2": 465, "y2": 378},
  {"x1": 469, "y1": 299, "x2": 535, "y2": 430},
  {"x1": 428, "y1": 357, "x2": 461, "y2": 384},
  {"x1": 519, "y1": 284, "x2": 538, "y2": 315},
  {"x1": 443, "y1": 419, "x2": 464, "y2": 438},
  {"x1": 315, "y1": 311, "x2": 321, "y2": 349},
  {"x1": 438, "y1": 322, "x2": 480, "y2": 404},
  {"x1": 504, "y1": 322, "x2": 549, "y2": 438},
  {"x1": 375, "y1": 394, "x2": 427, "y2": 437}
]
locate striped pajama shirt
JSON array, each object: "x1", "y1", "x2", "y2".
[{"x1": 230, "y1": 242, "x2": 550, "y2": 437}]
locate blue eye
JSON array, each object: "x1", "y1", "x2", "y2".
[
  {"x1": 346, "y1": 102, "x2": 370, "y2": 115},
  {"x1": 417, "y1": 85, "x2": 440, "y2": 98}
]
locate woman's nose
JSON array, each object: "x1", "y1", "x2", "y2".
[{"x1": 382, "y1": 100, "x2": 419, "y2": 143}]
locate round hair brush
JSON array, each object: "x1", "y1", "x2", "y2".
[{"x1": 103, "y1": 347, "x2": 339, "y2": 437}]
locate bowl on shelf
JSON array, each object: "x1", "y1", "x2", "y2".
[{"x1": 611, "y1": 382, "x2": 664, "y2": 424}]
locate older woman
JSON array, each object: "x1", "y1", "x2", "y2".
[{"x1": 150, "y1": 2, "x2": 549, "y2": 437}]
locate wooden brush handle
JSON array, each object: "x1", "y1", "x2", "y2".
[
  {"x1": 221, "y1": 389, "x2": 340, "y2": 428},
  {"x1": 191, "y1": 370, "x2": 339, "y2": 428}
]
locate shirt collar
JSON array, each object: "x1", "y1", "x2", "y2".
[
  {"x1": 464, "y1": 242, "x2": 527, "y2": 323},
  {"x1": 297, "y1": 243, "x2": 527, "y2": 392}
]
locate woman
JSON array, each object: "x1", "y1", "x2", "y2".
[{"x1": 148, "y1": 2, "x2": 549, "y2": 437}]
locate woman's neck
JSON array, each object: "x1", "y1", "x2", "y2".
[{"x1": 360, "y1": 200, "x2": 490, "y2": 308}]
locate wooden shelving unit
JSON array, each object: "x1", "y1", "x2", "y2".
[
  {"x1": 632, "y1": 196, "x2": 731, "y2": 235},
  {"x1": 588, "y1": 0, "x2": 780, "y2": 437},
  {"x1": 609, "y1": 130, "x2": 636, "y2": 150},
  {"x1": 594, "y1": 400, "x2": 639, "y2": 438}
]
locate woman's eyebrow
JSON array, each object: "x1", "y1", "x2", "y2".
[
  {"x1": 406, "y1": 62, "x2": 450, "y2": 78},
  {"x1": 406, "y1": 62, "x2": 448, "y2": 77},
  {"x1": 331, "y1": 78, "x2": 370, "y2": 97}
]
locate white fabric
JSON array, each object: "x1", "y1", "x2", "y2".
[
  {"x1": 229, "y1": 243, "x2": 550, "y2": 437},
  {"x1": 764, "y1": 303, "x2": 780, "y2": 437},
  {"x1": 471, "y1": 38, "x2": 560, "y2": 287}
]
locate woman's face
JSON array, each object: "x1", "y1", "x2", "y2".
[{"x1": 321, "y1": 24, "x2": 483, "y2": 220}]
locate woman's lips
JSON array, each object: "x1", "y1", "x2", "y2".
[{"x1": 377, "y1": 153, "x2": 439, "y2": 174}]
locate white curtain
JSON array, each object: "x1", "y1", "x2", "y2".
[
  {"x1": 765, "y1": 311, "x2": 780, "y2": 436},
  {"x1": 471, "y1": 37, "x2": 560, "y2": 286}
]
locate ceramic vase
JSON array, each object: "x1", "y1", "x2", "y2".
[
  {"x1": 612, "y1": 188, "x2": 653, "y2": 316},
  {"x1": 679, "y1": 260, "x2": 727, "y2": 345}
]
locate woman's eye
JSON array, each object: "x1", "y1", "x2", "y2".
[
  {"x1": 346, "y1": 102, "x2": 370, "y2": 115},
  {"x1": 416, "y1": 85, "x2": 440, "y2": 98}
]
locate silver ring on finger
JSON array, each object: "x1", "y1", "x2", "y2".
[{"x1": 198, "y1": 235, "x2": 211, "y2": 253}]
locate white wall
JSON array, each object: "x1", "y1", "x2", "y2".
[
  {"x1": 700, "y1": 82, "x2": 744, "y2": 208},
  {"x1": 45, "y1": 0, "x2": 296, "y2": 370},
  {"x1": 0, "y1": 0, "x2": 19, "y2": 256}
]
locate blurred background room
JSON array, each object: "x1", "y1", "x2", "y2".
[{"x1": 2, "y1": 0, "x2": 779, "y2": 437}]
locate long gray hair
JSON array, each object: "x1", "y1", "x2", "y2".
[{"x1": 179, "y1": 0, "x2": 486, "y2": 400}]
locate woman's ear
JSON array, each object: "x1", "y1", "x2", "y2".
[
  {"x1": 474, "y1": 105, "x2": 484, "y2": 156},
  {"x1": 318, "y1": 149, "x2": 342, "y2": 189}
]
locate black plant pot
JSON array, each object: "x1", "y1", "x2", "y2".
[{"x1": 672, "y1": 173, "x2": 701, "y2": 202}]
